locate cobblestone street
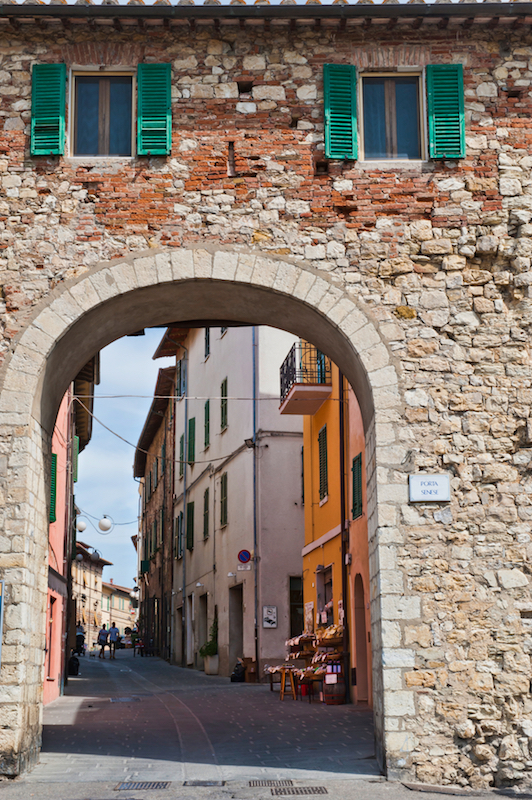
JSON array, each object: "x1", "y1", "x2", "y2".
[{"x1": 0, "y1": 650, "x2": 498, "y2": 800}]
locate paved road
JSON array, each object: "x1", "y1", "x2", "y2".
[{"x1": 0, "y1": 650, "x2": 496, "y2": 800}]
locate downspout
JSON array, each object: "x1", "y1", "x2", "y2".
[
  {"x1": 170, "y1": 369, "x2": 177, "y2": 664},
  {"x1": 161, "y1": 424, "x2": 166, "y2": 659},
  {"x1": 252, "y1": 327, "x2": 259, "y2": 676},
  {"x1": 339, "y1": 371, "x2": 351, "y2": 704},
  {"x1": 181, "y1": 344, "x2": 189, "y2": 668}
]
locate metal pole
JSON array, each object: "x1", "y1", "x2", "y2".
[
  {"x1": 252, "y1": 327, "x2": 260, "y2": 677},
  {"x1": 181, "y1": 345, "x2": 189, "y2": 668},
  {"x1": 339, "y1": 371, "x2": 351, "y2": 704}
]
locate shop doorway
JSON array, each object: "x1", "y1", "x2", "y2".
[
  {"x1": 197, "y1": 594, "x2": 208, "y2": 669},
  {"x1": 354, "y1": 574, "x2": 369, "y2": 704},
  {"x1": 186, "y1": 594, "x2": 194, "y2": 665},
  {"x1": 228, "y1": 584, "x2": 243, "y2": 672}
]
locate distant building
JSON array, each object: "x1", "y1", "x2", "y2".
[
  {"x1": 71, "y1": 541, "x2": 112, "y2": 652},
  {"x1": 44, "y1": 356, "x2": 99, "y2": 704},
  {"x1": 101, "y1": 580, "x2": 136, "y2": 636},
  {"x1": 135, "y1": 325, "x2": 305, "y2": 676}
]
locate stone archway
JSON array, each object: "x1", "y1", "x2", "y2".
[{"x1": 0, "y1": 244, "x2": 403, "y2": 776}]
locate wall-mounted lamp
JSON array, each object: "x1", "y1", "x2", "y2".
[
  {"x1": 196, "y1": 582, "x2": 204, "y2": 588},
  {"x1": 316, "y1": 564, "x2": 324, "y2": 572},
  {"x1": 227, "y1": 572, "x2": 236, "y2": 578},
  {"x1": 244, "y1": 438, "x2": 255, "y2": 449}
]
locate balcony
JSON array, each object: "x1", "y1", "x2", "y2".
[{"x1": 279, "y1": 342, "x2": 333, "y2": 415}]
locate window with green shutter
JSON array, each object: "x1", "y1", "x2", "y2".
[
  {"x1": 426, "y1": 64, "x2": 465, "y2": 159},
  {"x1": 318, "y1": 426, "x2": 328, "y2": 501},
  {"x1": 179, "y1": 434, "x2": 184, "y2": 478},
  {"x1": 188, "y1": 417, "x2": 195, "y2": 465},
  {"x1": 186, "y1": 502, "x2": 194, "y2": 550},
  {"x1": 204, "y1": 400, "x2": 210, "y2": 448},
  {"x1": 49, "y1": 453, "x2": 57, "y2": 523},
  {"x1": 73, "y1": 435, "x2": 79, "y2": 483},
  {"x1": 220, "y1": 472, "x2": 228, "y2": 527},
  {"x1": 137, "y1": 63, "x2": 172, "y2": 156},
  {"x1": 352, "y1": 453, "x2": 363, "y2": 519},
  {"x1": 203, "y1": 488, "x2": 209, "y2": 539},
  {"x1": 161, "y1": 442, "x2": 165, "y2": 474},
  {"x1": 31, "y1": 63, "x2": 66, "y2": 157},
  {"x1": 221, "y1": 378, "x2": 228, "y2": 431},
  {"x1": 174, "y1": 511, "x2": 184, "y2": 559},
  {"x1": 324, "y1": 64, "x2": 357, "y2": 160}
]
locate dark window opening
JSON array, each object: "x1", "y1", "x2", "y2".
[
  {"x1": 289, "y1": 577, "x2": 304, "y2": 638},
  {"x1": 237, "y1": 80, "x2": 254, "y2": 96},
  {"x1": 227, "y1": 142, "x2": 236, "y2": 177},
  {"x1": 75, "y1": 75, "x2": 132, "y2": 157},
  {"x1": 315, "y1": 161, "x2": 329, "y2": 176},
  {"x1": 363, "y1": 76, "x2": 420, "y2": 160},
  {"x1": 290, "y1": 116, "x2": 300, "y2": 129}
]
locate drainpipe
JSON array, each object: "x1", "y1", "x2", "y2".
[
  {"x1": 181, "y1": 344, "x2": 189, "y2": 668},
  {"x1": 252, "y1": 327, "x2": 260, "y2": 676},
  {"x1": 339, "y1": 371, "x2": 351, "y2": 704}
]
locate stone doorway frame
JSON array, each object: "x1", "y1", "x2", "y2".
[{"x1": 0, "y1": 245, "x2": 404, "y2": 777}]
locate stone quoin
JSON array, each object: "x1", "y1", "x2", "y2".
[{"x1": 0, "y1": 0, "x2": 531, "y2": 792}]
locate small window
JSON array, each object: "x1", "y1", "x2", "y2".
[
  {"x1": 204, "y1": 400, "x2": 210, "y2": 448},
  {"x1": 203, "y1": 488, "x2": 209, "y2": 539},
  {"x1": 362, "y1": 75, "x2": 421, "y2": 160},
  {"x1": 352, "y1": 453, "x2": 363, "y2": 520},
  {"x1": 74, "y1": 74, "x2": 133, "y2": 157},
  {"x1": 176, "y1": 359, "x2": 184, "y2": 398},
  {"x1": 188, "y1": 417, "x2": 195, "y2": 465},
  {"x1": 186, "y1": 501, "x2": 194, "y2": 551},
  {"x1": 318, "y1": 425, "x2": 328, "y2": 502},
  {"x1": 179, "y1": 434, "x2": 184, "y2": 478},
  {"x1": 174, "y1": 511, "x2": 184, "y2": 559},
  {"x1": 220, "y1": 472, "x2": 228, "y2": 527},
  {"x1": 161, "y1": 442, "x2": 166, "y2": 474},
  {"x1": 204, "y1": 328, "x2": 210, "y2": 359},
  {"x1": 221, "y1": 378, "x2": 228, "y2": 431}
]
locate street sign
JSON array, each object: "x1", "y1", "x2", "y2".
[
  {"x1": 409, "y1": 474, "x2": 450, "y2": 503},
  {"x1": 238, "y1": 549, "x2": 251, "y2": 564},
  {"x1": 0, "y1": 581, "x2": 4, "y2": 667}
]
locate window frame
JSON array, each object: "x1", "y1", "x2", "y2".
[
  {"x1": 204, "y1": 399, "x2": 210, "y2": 449},
  {"x1": 220, "y1": 472, "x2": 228, "y2": 528},
  {"x1": 69, "y1": 69, "x2": 136, "y2": 160},
  {"x1": 220, "y1": 378, "x2": 228, "y2": 432},
  {"x1": 203, "y1": 488, "x2": 210, "y2": 539},
  {"x1": 358, "y1": 69, "x2": 427, "y2": 165}
]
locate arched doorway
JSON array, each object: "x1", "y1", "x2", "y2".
[{"x1": 0, "y1": 245, "x2": 401, "y2": 776}]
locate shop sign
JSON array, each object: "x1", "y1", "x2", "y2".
[
  {"x1": 0, "y1": 581, "x2": 4, "y2": 666},
  {"x1": 263, "y1": 605, "x2": 277, "y2": 628},
  {"x1": 409, "y1": 474, "x2": 450, "y2": 503}
]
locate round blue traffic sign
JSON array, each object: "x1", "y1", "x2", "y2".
[{"x1": 238, "y1": 549, "x2": 251, "y2": 564}]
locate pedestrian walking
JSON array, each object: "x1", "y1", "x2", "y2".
[
  {"x1": 97, "y1": 624, "x2": 109, "y2": 659},
  {"x1": 108, "y1": 622, "x2": 120, "y2": 659},
  {"x1": 75, "y1": 621, "x2": 85, "y2": 656}
]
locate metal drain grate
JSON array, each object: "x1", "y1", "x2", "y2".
[
  {"x1": 271, "y1": 789, "x2": 328, "y2": 797},
  {"x1": 250, "y1": 780, "x2": 294, "y2": 787},
  {"x1": 183, "y1": 780, "x2": 226, "y2": 786},
  {"x1": 114, "y1": 781, "x2": 171, "y2": 791}
]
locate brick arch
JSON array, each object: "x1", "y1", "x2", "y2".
[{"x1": 0, "y1": 244, "x2": 402, "y2": 776}]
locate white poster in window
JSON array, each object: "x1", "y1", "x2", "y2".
[{"x1": 262, "y1": 606, "x2": 277, "y2": 628}]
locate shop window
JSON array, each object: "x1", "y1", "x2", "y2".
[
  {"x1": 289, "y1": 576, "x2": 304, "y2": 638},
  {"x1": 316, "y1": 566, "x2": 333, "y2": 627},
  {"x1": 318, "y1": 425, "x2": 328, "y2": 502},
  {"x1": 323, "y1": 63, "x2": 465, "y2": 161},
  {"x1": 74, "y1": 75, "x2": 133, "y2": 157}
]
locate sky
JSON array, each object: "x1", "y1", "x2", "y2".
[{"x1": 75, "y1": 329, "x2": 174, "y2": 589}]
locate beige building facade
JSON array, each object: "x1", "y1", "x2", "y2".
[{"x1": 71, "y1": 542, "x2": 112, "y2": 651}]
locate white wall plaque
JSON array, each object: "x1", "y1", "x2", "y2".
[
  {"x1": 263, "y1": 606, "x2": 277, "y2": 628},
  {"x1": 409, "y1": 474, "x2": 450, "y2": 503}
]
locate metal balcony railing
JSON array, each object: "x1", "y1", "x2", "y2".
[{"x1": 280, "y1": 342, "x2": 332, "y2": 404}]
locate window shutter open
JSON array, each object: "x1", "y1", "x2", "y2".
[
  {"x1": 324, "y1": 64, "x2": 357, "y2": 160},
  {"x1": 318, "y1": 426, "x2": 328, "y2": 501},
  {"x1": 137, "y1": 63, "x2": 172, "y2": 156},
  {"x1": 204, "y1": 400, "x2": 210, "y2": 448},
  {"x1": 186, "y1": 502, "x2": 194, "y2": 551},
  {"x1": 426, "y1": 64, "x2": 465, "y2": 160},
  {"x1": 188, "y1": 417, "x2": 195, "y2": 465},
  {"x1": 352, "y1": 453, "x2": 363, "y2": 519},
  {"x1": 220, "y1": 472, "x2": 228, "y2": 527},
  {"x1": 179, "y1": 434, "x2": 184, "y2": 477},
  {"x1": 49, "y1": 453, "x2": 57, "y2": 523},
  {"x1": 203, "y1": 488, "x2": 209, "y2": 539},
  {"x1": 31, "y1": 63, "x2": 66, "y2": 157}
]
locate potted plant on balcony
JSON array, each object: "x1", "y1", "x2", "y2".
[{"x1": 199, "y1": 617, "x2": 218, "y2": 675}]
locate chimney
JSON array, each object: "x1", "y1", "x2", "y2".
[{"x1": 110, "y1": 578, "x2": 114, "y2": 584}]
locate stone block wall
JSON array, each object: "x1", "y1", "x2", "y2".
[{"x1": 0, "y1": 13, "x2": 531, "y2": 791}]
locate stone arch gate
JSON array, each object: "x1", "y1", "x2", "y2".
[{"x1": 0, "y1": 244, "x2": 406, "y2": 778}]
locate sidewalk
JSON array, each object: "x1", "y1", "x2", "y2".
[{"x1": 0, "y1": 650, "x2": 495, "y2": 800}]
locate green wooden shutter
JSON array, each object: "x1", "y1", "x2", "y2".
[
  {"x1": 161, "y1": 442, "x2": 166, "y2": 474},
  {"x1": 220, "y1": 472, "x2": 228, "y2": 527},
  {"x1": 426, "y1": 64, "x2": 465, "y2": 160},
  {"x1": 324, "y1": 64, "x2": 357, "y2": 160},
  {"x1": 352, "y1": 453, "x2": 363, "y2": 519},
  {"x1": 203, "y1": 488, "x2": 209, "y2": 539},
  {"x1": 204, "y1": 400, "x2": 210, "y2": 448},
  {"x1": 318, "y1": 426, "x2": 328, "y2": 501},
  {"x1": 221, "y1": 378, "x2": 228, "y2": 430},
  {"x1": 188, "y1": 417, "x2": 195, "y2": 465},
  {"x1": 73, "y1": 435, "x2": 79, "y2": 483},
  {"x1": 137, "y1": 63, "x2": 172, "y2": 156},
  {"x1": 49, "y1": 453, "x2": 57, "y2": 523},
  {"x1": 186, "y1": 501, "x2": 194, "y2": 550},
  {"x1": 179, "y1": 434, "x2": 184, "y2": 477},
  {"x1": 31, "y1": 63, "x2": 66, "y2": 157}
]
